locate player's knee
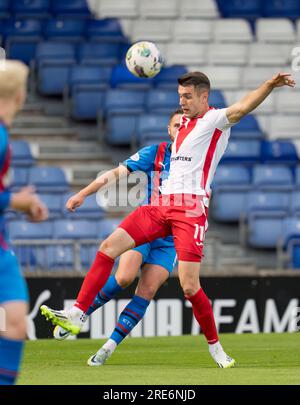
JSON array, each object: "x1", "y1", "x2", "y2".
[
  {"x1": 99, "y1": 238, "x2": 115, "y2": 258},
  {"x1": 181, "y1": 283, "x2": 199, "y2": 298},
  {"x1": 115, "y1": 274, "x2": 133, "y2": 289},
  {"x1": 136, "y1": 284, "x2": 156, "y2": 300}
]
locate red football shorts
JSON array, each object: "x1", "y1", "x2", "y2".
[{"x1": 118, "y1": 194, "x2": 208, "y2": 263}]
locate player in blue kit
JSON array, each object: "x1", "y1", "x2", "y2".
[
  {"x1": 0, "y1": 61, "x2": 48, "y2": 384},
  {"x1": 52, "y1": 109, "x2": 183, "y2": 366}
]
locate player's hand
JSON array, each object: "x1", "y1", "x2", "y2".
[
  {"x1": 66, "y1": 192, "x2": 85, "y2": 212},
  {"x1": 10, "y1": 186, "x2": 49, "y2": 221},
  {"x1": 267, "y1": 73, "x2": 296, "y2": 89},
  {"x1": 27, "y1": 198, "x2": 49, "y2": 222}
]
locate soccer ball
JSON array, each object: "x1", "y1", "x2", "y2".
[{"x1": 125, "y1": 41, "x2": 163, "y2": 78}]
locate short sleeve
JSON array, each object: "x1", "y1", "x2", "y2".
[
  {"x1": 122, "y1": 145, "x2": 158, "y2": 173},
  {"x1": 208, "y1": 108, "x2": 236, "y2": 131},
  {"x1": 0, "y1": 191, "x2": 11, "y2": 211}
]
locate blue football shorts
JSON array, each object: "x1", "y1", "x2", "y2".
[
  {"x1": 133, "y1": 238, "x2": 177, "y2": 273},
  {"x1": 0, "y1": 248, "x2": 28, "y2": 304}
]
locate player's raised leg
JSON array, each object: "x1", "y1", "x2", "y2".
[
  {"x1": 54, "y1": 249, "x2": 143, "y2": 340},
  {"x1": 41, "y1": 204, "x2": 170, "y2": 334},
  {"x1": 88, "y1": 263, "x2": 169, "y2": 366}
]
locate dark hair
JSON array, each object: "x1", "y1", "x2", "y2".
[
  {"x1": 169, "y1": 108, "x2": 184, "y2": 121},
  {"x1": 178, "y1": 71, "x2": 210, "y2": 93}
]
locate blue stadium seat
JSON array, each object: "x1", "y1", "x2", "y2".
[
  {"x1": 216, "y1": 0, "x2": 262, "y2": 20},
  {"x1": 106, "y1": 115, "x2": 137, "y2": 145},
  {"x1": 283, "y1": 217, "x2": 300, "y2": 247},
  {"x1": 53, "y1": 219, "x2": 98, "y2": 239},
  {"x1": 211, "y1": 165, "x2": 251, "y2": 222},
  {"x1": 12, "y1": 0, "x2": 50, "y2": 19},
  {"x1": 0, "y1": 0, "x2": 10, "y2": 18},
  {"x1": 290, "y1": 192, "x2": 300, "y2": 215},
  {"x1": 9, "y1": 220, "x2": 53, "y2": 270},
  {"x1": 43, "y1": 18, "x2": 86, "y2": 42},
  {"x1": 98, "y1": 218, "x2": 123, "y2": 239},
  {"x1": 137, "y1": 114, "x2": 170, "y2": 145},
  {"x1": 68, "y1": 66, "x2": 110, "y2": 119},
  {"x1": 245, "y1": 191, "x2": 290, "y2": 217},
  {"x1": 38, "y1": 59, "x2": 75, "y2": 95},
  {"x1": 104, "y1": 89, "x2": 146, "y2": 116},
  {"x1": 146, "y1": 89, "x2": 179, "y2": 114},
  {"x1": 248, "y1": 213, "x2": 284, "y2": 248},
  {"x1": 69, "y1": 65, "x2": 111, "y2": 91},
  {"x1": 221, "y1": 140, "x2": 261, "y2": 163},
  {"x1": 262, "y1": 0, "x2": 300, "y2": 18},
  {"x1": 9, "y1": 220, "x2": 53, "y2": 239},
  {"x1": 3, "y1": 19, "x2": 42, "y2": 63},
  {"x1": 11, "y1": 140, "x2": 34, "y2": 167},
  {"x1": 261, "y1": 140, "x2": 299, "y2": 164},
  {"x1": 78, "y1": 42, "x2": 122, "y2": 66},
  {"x1": 252, "y1": 165, "x2": 293, "y2": 191},
  {"x1": 38, "y1": 245, "x2": 75, "y2": 271},
  {"x1": 85, "y1": 18, "x2": 126, "y2": 43},
  {"x1": 10, "y1": 167, "x2": 29, "y2": 190},
  {"x1": 154, "y1": 66, "x2": 187, "y2": 89},
  {"x1": 72, "y1": 85, "x2": 106, "y2": 120},
  {"x1": 209, "y1": 90, "x2": 226, "y2": 109},
  {"x1": 212, "y1": 165, "x2": 251, "y2": 187},
  {"x1": 36, "y1": 42, "x2": 76, "y2": 65},
  {"x1": 28, "y1": 167, "x2": 69, "y2": 193},
  {"x1": 39, "y1": 193, "x2": 63, "y2": 219},
  {"x1": 295, "y1": 167, "x2": 300, "y2": 188},
  {"x1": 62, "y1": 193, "x2": 105, "y2": 219},
  {"x1": 231, "y1": 115, "x2": 263, "y2": 139},
  {"x1": 51, "y1": 0, "x2": 91, "y2": 19},
  {"x1": 110, "y1": 64, "x2": 153, "y2": 90},
  {"x1": 211, "y1": 190, "x2": 248, "y2": 222}
]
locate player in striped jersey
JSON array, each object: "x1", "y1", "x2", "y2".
[{"x1": 41, "y1": 71, "x2": 295, "y2": 368}]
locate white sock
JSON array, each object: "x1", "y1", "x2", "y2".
[
  {"x1": 69, "y1": 306, "x2": 86, "y2": 323},
  {"x1": 209, "y1": 341, "x2": 223, "y2": 355},
  {"x1": 102, "y1": 339, "x2": 117, "y2": 353}
]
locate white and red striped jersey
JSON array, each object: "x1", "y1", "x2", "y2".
[{"x1": 161, "y1": 107, "x2": 235, "y2": 201}]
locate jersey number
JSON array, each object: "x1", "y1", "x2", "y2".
[{"x1": 194, "y1": 224, "x2": 205, "y2": 246}]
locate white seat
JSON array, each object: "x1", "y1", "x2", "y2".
[
  {"x1": 208, "y1": 43, "x2": 248, "y2": 66},
  {"x1": 242, "y1": 67, "x2": 284, "y2": 89},
  {"x1": 224, "y1": 90, "x2": 275, "y2": 114},
  {"x1": 131, "y1": 20, "x2": 173, "y2": 42},
  {"x1": 139, "y1": 0, "x2": 178, "y2": 18},
  {"x1": 119, "y1": 19, "x2": 133, "y2": 37},
  {"x1": 97, "y1": 0, "x2": 139, "y2": 18},
  {"x1": 179, "y1": 0, "x2": 219, "y2": 19},
  {"x1": 297, "y1": 19, "x2": 300, "y2": 42},
  {"x1": 256, "y1": 19, "x2": 296, "y2": 43},
  {"x1": 267, "y1": 115, "x2": 300, "y2": 140},
  {"x1": 166, "y1": 43, "x2": 207, "y2": 66},
  {"x1": 214, "y1": 19, "x2": 253, "y2": 43},
  {"x1": 249, "y1": 44, "x2": 288, "y2": 66},
  {"x1": 188, "y1": 66, "x2": 241, "y2": 90},
  {"x1": 275, "y1": 90, "x2": 300, "y2": 114},
  {"x1": 173, "y1": 20, "x2": 213, "y2": 43}
]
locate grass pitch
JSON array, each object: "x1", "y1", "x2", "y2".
[{"x1": 19, "y1": 333, "x2": 300, "y2": 385}]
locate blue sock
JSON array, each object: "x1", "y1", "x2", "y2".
[
  {"x1": 0, "y1": 337, "x2": 24, "y2": 385},
  {"x1": 86, "y1": 275, "x2": 123, "y2": 316},
  {"x1": 110, "y1": 295, "x2": 150, "y2": 345}
]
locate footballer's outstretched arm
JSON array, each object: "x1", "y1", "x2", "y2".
[
  {"x1": 66, "y1": 165, "x2": 130, "y2": 212},
  {"x1": 226, "y1": 72, "x2": 296, "y2": 124}
]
